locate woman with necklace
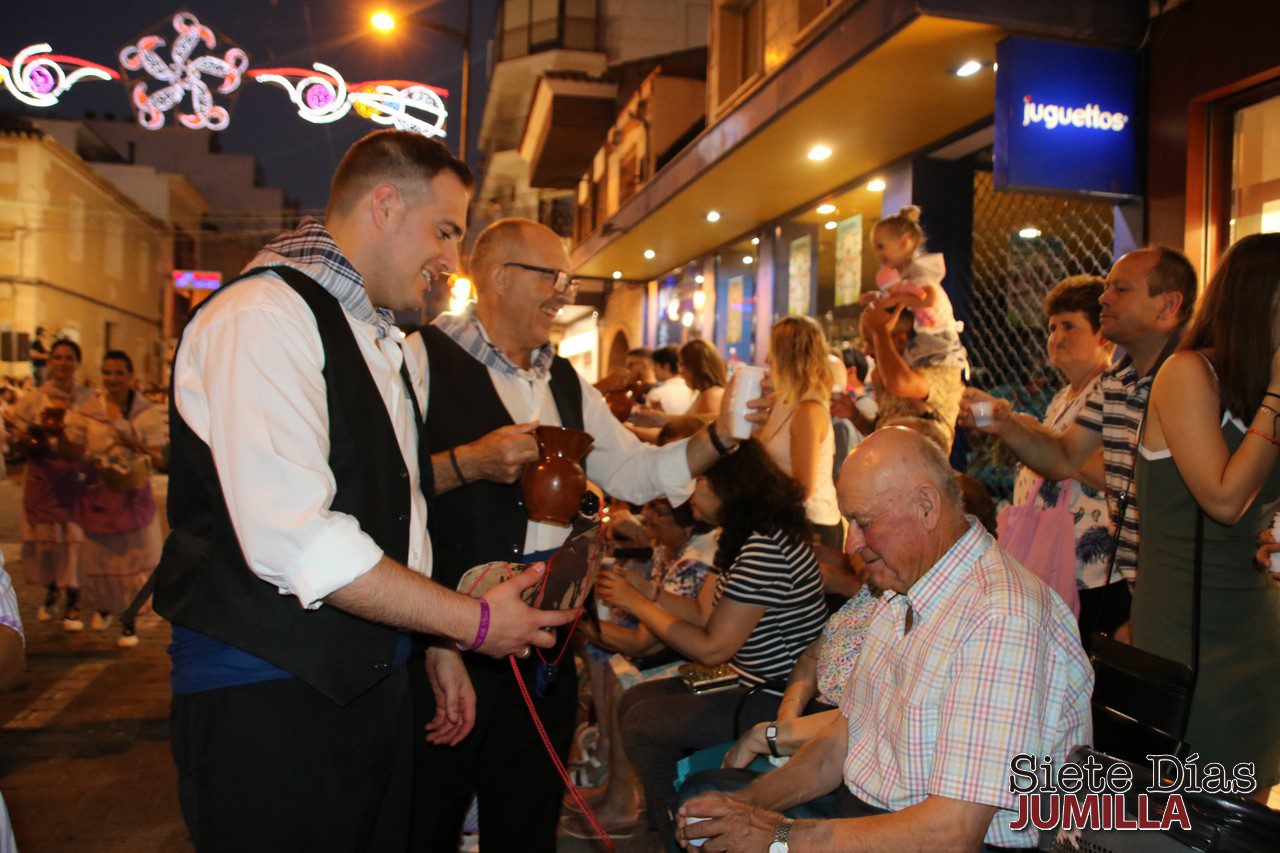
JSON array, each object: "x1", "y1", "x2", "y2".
[
  {"x1": 1007, "y1": 276, "x2": 1122, "y2": 638},
  {"x1": 71, "y1": 350, "x2": 166, "y2": 647},
  {"x1": 14, "y1": 339, "x2": 94, "y2": 631}
]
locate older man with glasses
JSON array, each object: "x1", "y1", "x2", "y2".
[{"x1": 404, "y1": 217, "x2": 770, "y2": 851}]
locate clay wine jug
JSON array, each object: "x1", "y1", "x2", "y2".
[{"x1": 521, "y1": 425, "x2": 594, "y2": 525}]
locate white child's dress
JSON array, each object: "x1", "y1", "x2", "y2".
[{"x1": 876, "y1": 253, "x2": 969, "y2": 371}]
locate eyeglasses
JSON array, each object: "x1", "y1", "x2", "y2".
[{"x1": 503, "y1": 261, "x2": 580, "y2": 293}]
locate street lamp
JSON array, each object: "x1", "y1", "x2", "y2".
[{"x1": 370, "y1": 6, "x2": 472, "y2": 158}]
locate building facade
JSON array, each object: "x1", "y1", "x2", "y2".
[{"x1": 0, "y1": 117, "x2": 172, "y2": 381}]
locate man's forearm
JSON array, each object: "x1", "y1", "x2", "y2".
[
  {"x1": 325, "y1": 555, "x2": 479, "y2": 643},
  {"x1": 744, "y1": 714, "x2": 847, "y2": 812},
  {"x1": 685, "y1": 425, "x2": 736, "y2": 477},
  {"x1": 790, "y1": 796, "x2": 996, "y2": 852}
]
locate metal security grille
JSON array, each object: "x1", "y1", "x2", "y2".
[{"x1": 963, "y1": 170, "x2": 1115, "y2": 499}]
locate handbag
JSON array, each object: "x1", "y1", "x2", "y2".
[{"x1": 998, "y1": 476, "x2": 1081, "y2": 616}]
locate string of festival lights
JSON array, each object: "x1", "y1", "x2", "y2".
[{"x1": 0, "y1": 10, "x2": 450, "y2": 139}]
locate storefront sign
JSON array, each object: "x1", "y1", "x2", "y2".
[
  {"x1": 788, "y1": 235, "x2": 812, "y2": 315},
  {"x1": 727, "y1": 276, "x2": 744, "y2": 343},
  {"x1": 835, "y1": 215, "x2": 863, "y2": 306},
  {"x1": 994, "y1": 37, "x2": 1138, "y2": 198},
  {"x1": 172, "y1": 269, "x2": 221, "y2": 290}
]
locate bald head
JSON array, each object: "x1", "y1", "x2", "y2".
[
  {"x1": 838, "y1": 427, "x2": 966, "y2": 593},
  {"x1": 469, "y1": 218, "x2": 567, "y2": 292}
]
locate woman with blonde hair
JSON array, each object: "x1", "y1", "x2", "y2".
[{"x1": 759, "y1": 316, "x2": 842, "y2": 548}]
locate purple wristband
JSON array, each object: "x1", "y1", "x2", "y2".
[{"x1": 456, "y1": 598, "x2": 490, "y2": 652}]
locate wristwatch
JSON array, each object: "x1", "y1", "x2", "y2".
[
  {"x1": 765, "y1": 723, "x2": 780, "y2": 758},
  {"x1": 769, "y1": 817, "x2": 794, "y2": 853}
]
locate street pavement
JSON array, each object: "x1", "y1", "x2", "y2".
[{"x1": 0, "y1": 474, "x2": 189, "y2": 852}]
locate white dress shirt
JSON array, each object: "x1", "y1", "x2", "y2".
[
  {"x1": 174, "y1": 274, "x2": 431, "y2": 610},
  {"x1": 404, "y1": 330, "x2": 695, "y2": 556},
  {"x1": 647, "y1": 376, "x2": 695, "y2": 415}
]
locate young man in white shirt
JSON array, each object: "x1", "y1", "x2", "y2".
[
  {"x1": 154, "y1": 132, "x2": 574, "y2": 850},
  {"x1": 647, "y1": 345, "x2": 696, "y2": 415},
  {"x1": 405, "y1": 217, "x2": 770, "y2": 851}
]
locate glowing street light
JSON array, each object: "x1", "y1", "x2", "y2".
[{"x1": 371, "y1": 11, "x2": 397, "y2": 32}]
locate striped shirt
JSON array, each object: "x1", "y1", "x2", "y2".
[
  {"x1": 840, "y1": 520, "x2": 1093, "y2": 847},
  {"x1": 433, "y1": 302, "x2": 556, "y2": 380},
  {"x1": 714, "y1": 529, "x2": 827, "y2": 688},
  {"x1": 1074, "y1": 355, "x2": 1149, "y2": 581}
]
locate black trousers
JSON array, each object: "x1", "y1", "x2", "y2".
[
  {"x1": 170, "y1": 669, "x2": 412, "y2": 853},
  {"x1": 410, "y1": 652, "x2": 578, "y2": 852}
]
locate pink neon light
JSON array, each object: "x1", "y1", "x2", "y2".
[
  {"x1": 248, "y1": 67, "x2": 447, "y2": 97},
  {"x1": 41, "y1": 54, "x2": 120, "y2": 79}
]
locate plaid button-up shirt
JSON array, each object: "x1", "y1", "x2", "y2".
[{"x1": 840, "y1": 519, "x2": 1093, "y2": 847}]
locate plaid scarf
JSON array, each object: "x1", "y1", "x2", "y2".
[
  {"x1": 432, "y1": 302, "x2": 555, "y2": 380},
  {"x1": 252, "y1": 217, "x2": 394, "y2": 338}
]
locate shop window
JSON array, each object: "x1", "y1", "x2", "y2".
[{"x1": 1230, "y1": 90, "x2": 1280, "y2": 242}]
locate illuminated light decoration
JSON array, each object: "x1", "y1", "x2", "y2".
[
  {"x1": 666, "y1": 299, "x2": 680, "y2": 323},
  {"x1": 251, "y1": 66, "x2": 449, "y2": 138},
  {"x1": 119, "y1": 12, "x2": 249, "y2": 131},
  {"x1": 694, "y1": 274, "x2": 704, "y2": 284},
  {"x1": 448, "y1": 276, "x2": 474, "y2": 313},
  {"x1": 866, "y1": 178, "x2": 887, "y2": 192},
  {"x1": 681, "y1": 312, "x2": 694, "y2": 328},
  {"x1": 0, "y1": 44, "x2": 119, "y2": 107},
  {"x1": 692, "y1": 291, "x2": 706, "y2": 310}
]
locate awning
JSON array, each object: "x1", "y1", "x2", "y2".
[
  {"x1": 570, "y1": 14, "x2": 1004, "y2": 278},
  {"x1": 520, "y1": 74, "x2": 618, "y2": 190}
]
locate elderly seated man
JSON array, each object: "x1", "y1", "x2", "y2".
[{"x1": 678, "y1": 427, "x2": 1093, "y2": 852}]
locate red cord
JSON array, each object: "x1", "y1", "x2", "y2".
[
  {"x1": 510, "y1": 656, "x2": 615, "y2": 851},
  {"x1": 511, "y1": 520, "x2": 613, "y2": 849}
]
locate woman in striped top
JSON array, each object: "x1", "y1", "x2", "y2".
[{"x1": 597, "y1": 439, "x2": 827, "y2": 841}]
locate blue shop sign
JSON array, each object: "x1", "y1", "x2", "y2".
[{"x1": 994, "y1": 37, "x2": 1139, "y2": 198}]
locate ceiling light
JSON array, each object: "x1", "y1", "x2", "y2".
[
  {"x1": 611, "y1": 270, "x2": 622, "y2": 280},
  {"x1": 1019, "y1": 227, "x2": 1042, "y2": 239},
  {"x1": 824, "y1": 221, "x2": 838, "y2": 230},
  {"x1": 750, "y1": 237, "x2": 760, "y2": 245},
  {"x1": 816, "y1": 203, "x2": 837, "y2": 215},
  {"x1": 643, "y1": 249, "x2": 656, "y2": 260},
  {"x1": 953, "y1": 60, "x2": 983, "y2": 78},
  {"x1": 866, "y1": 178, "x2": 886, "y2": 192},
  {"x1": 706, "y1": 210, "x2": 721, "y2": 223},
  {"x1": 807, "y1": 145, "x2": 832, "y2": 161},
  {"x1": 666, "y1": 300, "x2": 679, "y2": 322},
  {"x1": 681, "y1": 312, "x2": 694, "y2": 328},
  {"x1": 692, "y1": 291, "x2": 706, "y2": 309},
  {"x1": 742, "y1": 256, "x2": 754, "y2": 265},
  {"x1": 694, "y1": 274, "x2": 705, "y2": 284}
]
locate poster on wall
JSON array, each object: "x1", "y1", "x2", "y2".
[
  {"x1": 834, "y1": 215, "x2": 863, "y2": 306},
  {"x1": 788, "y1": 235, "x2": 812, "y2": 315},
  {"x1": 727, "y1": 276, "x2": 744, "y2": 343}
]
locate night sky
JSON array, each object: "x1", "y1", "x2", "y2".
[{"x1": 7, "y1": 0, "x2": 494, "y2": 212}]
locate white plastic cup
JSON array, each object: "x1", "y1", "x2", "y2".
[
  {"x1": 729, "y1": 365, "x2": 766, "y2": 440},
  {"x1": 970, "y1": 400, "x2": 994, "y2": 428},
  {"x1": 1270, "y1": 512, "x2": 1280, "y2": 575},
  {"x1": 684, "y1": 815, "x2": 709, "y2": 847}
]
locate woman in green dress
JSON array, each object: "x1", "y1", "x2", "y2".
[{"x1": 1131, "y1": 233, "x2": 1280, "y2": 797}]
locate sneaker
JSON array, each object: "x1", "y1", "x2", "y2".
[
  {"x1": 90, "y1": 612, "x2": 114, "y2": 631},
  {"x1": 117, "y1": 633, "x2": 139, "y2": 648},
  {"x1": 63, "y1": 617, "x2": 85, "y2": 632},
  {"x1": 37, "y1": 605, "x2": 52, "y2": 622}
]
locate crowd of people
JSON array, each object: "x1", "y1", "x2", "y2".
[
  {"x1": 1, "y1": 341, "x2": 167, "y2": 647},
  {"x1": 1, "y1": 128, "x2": 1277, "y2": 853}
]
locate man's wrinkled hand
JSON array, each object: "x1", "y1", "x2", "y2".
[
  {"x1": 459, "y1": 422, "x2": 540, "y2": 484},
  {"x1": 677, "y1": 792, "x2": 784, "y2": 852}
]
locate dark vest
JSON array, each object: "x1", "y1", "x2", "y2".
[
  {"x1": 421, "y1": 325, "x2": 583, "y2": 591},
  {"x1": 153, "y1": 266, "x2": 414, "y2": 707}
]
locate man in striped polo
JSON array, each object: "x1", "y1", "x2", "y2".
[{"x1": 961, "y1": 246, "x2": 1197, "y2": 638}]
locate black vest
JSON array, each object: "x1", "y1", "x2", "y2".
[
  {"x1": 421, "y1": 325, "x2": 583, "y2": 591},
  {"x1": 153, "y1": 266, "x2": 414, "y2": 707}
]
